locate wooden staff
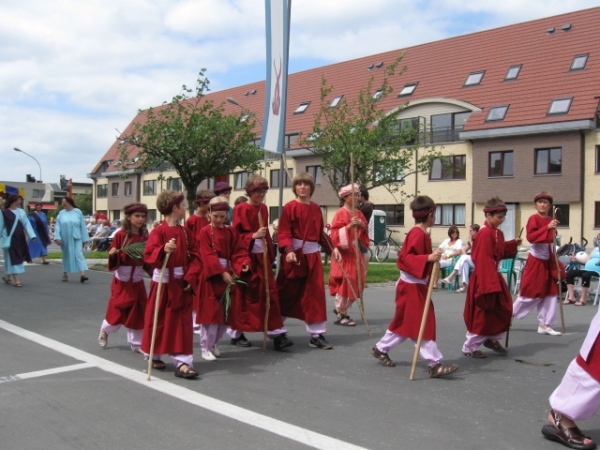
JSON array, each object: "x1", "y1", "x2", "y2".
[
  {"x1": 323, "y1": 231, "x2": 373, "y2": 337},
  {"x1": 257, "y1": 209, "x2": 271, "y2": 353},
  {"x1": 410, "y1": 261, "x2": 439, "y2": 381},
  {"x1": 349, "y1": 154, "x2": 366, "y2": 326},
  {"x1": 506, "y1": 227, "x2": 524, "y2": 348},
  {"x1": 147, "y1": 238, "x2": 175, "y2": 381},
  {"x1": 554, "y1": 207, "x2": 566, "y2": 333}
]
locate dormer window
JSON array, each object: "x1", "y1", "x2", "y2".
[
  {"x1": 464, "y1": 71, "x2": 485, "y2": 87},
  {"x1": 548, "y1": 97, "x2": 573, "y2": 115},
  {"x1": 372, "y1": 89, "x2": 383, "y2": 100},
  {"x1": 486, "y1": 105, "x2": 509, "y2": 122},
  {"x1": 330, "y1": 96, "x2": 343, "y2": 108},
  {"x1": 505, "y1": 65, "x2": 521, "y2": 80},
  {"x1": 571, "y1": 54, "x2": 588, "y2": 71}
]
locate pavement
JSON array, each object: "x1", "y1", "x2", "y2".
[{"x1": 0, "y1": 252, "x2": 598, "y2": 450}]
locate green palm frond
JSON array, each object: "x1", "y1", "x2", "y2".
[
  {"x1": 220, "y1": 276, "x2": 247, "y2": 321},
  {"x1": 122, "y1": 242, "x2": 146, "y2": 261}
]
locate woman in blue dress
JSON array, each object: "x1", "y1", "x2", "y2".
[
  {"x1": 54, "y1": 196, "x2": 90, "y2": 282},
  {"x1": 28, "y1": 202, "x2": 51, "y2": 264},
  {"x1": 1, "y1": 194, "x2": 37, "y2": 287}
]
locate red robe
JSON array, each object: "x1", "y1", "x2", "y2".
[
  {"x1": 196, "y1": 225, "x2": 250, "y2": 325},
  {"x1": 230, "y1": 202, "x2": 284, "y2": 332},
  {"x1": 388, "y1": 226, "x2": 436, "y2": 340},
  {"x1": 185, "y1": 214, "x2": 209, "y2": 241},
  {"x1": 141, "y1": 222, "x2": 201, "y2": 355},
  {"x1": 276, "y1": 200, "x2": 332, "y2": 323},
  {"x1": 464, "y1": 223, "x2": 518, "y2": 335},
  {"x1": 104, "y1": 230, "x2": 148, "y2": 329},
  {"x1": 329, "y1": 207, "x2": 369, "y2": 299},
  {"x1": 519, "y1": 214, "x2": 564, "y2": 298}
]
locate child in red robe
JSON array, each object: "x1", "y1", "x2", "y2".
[
  {"x1": 513, "y1": 191, "x2": 564, "y2": 335},
  {"x1": 141, "y1": 191, "x2": 201, "y2": 379},
  {"x1": 230, "y1": 175, "x2": 292, "y2": 350},
  {"x1": 329, "y1": 183, "x2": 369, "y2": 327},
  {"x1": 277, "y1": 172, "x2": 338, "y2": 349},
  {"x1": 371, "y1": 195, "x2": 459, "y2": 378},
  {"x1": 185, "y1": 189, "x2": 214, "y2": 333},
  {"x1": 196, "y1": 197, "x2": 250, "y2": 361},
  {"x1": 98, "y1": 203, "x2": 149, "y2": 352},
  {"x1": 462, "y1": 197, "x2": 521, "y2": 358}
]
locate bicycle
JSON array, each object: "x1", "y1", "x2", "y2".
[{"x1": 375, "y1": 228, "x2": 404, "y2": 263}]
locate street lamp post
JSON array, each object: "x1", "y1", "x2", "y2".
[{"x1": 14, "y1": 148, "x2": 42, "y2": 183}]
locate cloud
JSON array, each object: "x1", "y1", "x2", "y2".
[{"x1": 0, "y1": 0, "x2": 598, "y2": 185}]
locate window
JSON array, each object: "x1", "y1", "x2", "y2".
[
  {"x1": 571, "y1": 54, "x2": 588, "y2": 70},
  {"x1": 434, "y1": 204, "x2": 466, "y2": 226},
  {"x1": 464, "y1": 71, "x2": 484, "y2": 86},
  {"x1": 535, "y1": 148, "x2": 562, "y2": 175},
  {"x1": 269, "y1": 206, "x2": 280, "y2": 223},
  {"x1": 372, "y1": 89, "x2": 383, "y2": 100},
  {"x1": 555, "y1": 204, "x2": 570, "y2": 227},
  {"x1": 294, "y1": 102, "x2": 310, "y2": 114},
  {"x1": 99, "y1": 160, "x2": 112, "y2": 172},
  {"x1": 398, "y1": 83, "x2": 418, "y2": 96},
  {"x1": 143, "y1": 180, "x2": 156, "y2": 196},
  {"x1": 284, "y1": 133, "x2": 298, "y2": 149},
  {"x1": 330, "y1": 96, "x2": 343, "y2": 108},
  {"x1": 595, "y1": 146, "x2": 600, "y2": 173},
  {"x1": 111, "y1": 182, "x2": 119, "y2": 197},
  {"x1": 486, "y1": 105, "x2": 509, "y2": 121},
  {"x1": 374, "y1": 161, "x2": 405, "y2": 184},
  {"x1": 147, "y1": 209, "x2": 157, "y2": 223},
  {"x1": 429, "y1": 155, "x2": 466, "y2": 180},
  {"x1": 32, "y1": 189, "x2": 41, "y2": 198},
  {"x1": 97, "y1": 184, "x2": 108, "y2": 198},
  {"x1": 548, "y1": 98, "x2": 572, "y2": 115},
  {"x1": 505, "y1": 65, "x2": 522, "y2": 80},
  {"x1": 167, "y1": 178, "x2": 182, "y2": 192},
  {"x1": 306, "y1": 165, "x2": 322, "y2": 185},
  {"x1": 430, "y1": 112, "x2": 470, "y2": 144},
  {"x1": 595, "y1": 203, "x2": 600, "y2": 228},
  {"x1": 393, "y1": 117, "x2": 422, "y2": 145},
  {"x1": 112, "y1": 210, "x2": 120, "y2": 221},
  {"x1": 234, "y1": 172, "x2": 253, "y2": 190},
  {"x1": 270, "y1": 169, "x2": 293, "y2": 188},
  {"x1": 489, "y1": 151, "x2": 514, "y2": 177},
  {"x1": 378, "y1": 204, "x2": 405, "y2": 226},
  {"x1": 124, "y1": 181, "x2": 132, "y2": 196}
]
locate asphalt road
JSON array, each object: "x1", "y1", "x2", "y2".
[{"x1": 0, "y1": 256, "x2": 597, "y2": 450}]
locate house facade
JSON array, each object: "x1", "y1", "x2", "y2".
[{"x1": 89, "y1": 7, "x2": 600, "y2": 245}]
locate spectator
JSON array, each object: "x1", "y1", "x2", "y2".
[
  {"x1": 87, "y1": 218, "x2": 97, "y2": 237},
  {"x1": 91, "y1": 220, "x2": 111, "y2": 250}
]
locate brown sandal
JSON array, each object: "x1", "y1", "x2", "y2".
[
  {"x1": 2, "y1": 275, "x2": 11, "y2": 284},
  {"x1": 371, "y1": 347, "x2": 396, "y2": 367},
  {"x1": 483, "y1": 339, "x2": 508, "y2": 355},
  {"x1": 541, "y1": 409, "x2": 596, "y2": 449},
  {"x1": 463, "y1": 350, "x2": 487, "y2": 358},
  {"x1": 429, "y1": 363, "x2": 459, "y2": 378}
]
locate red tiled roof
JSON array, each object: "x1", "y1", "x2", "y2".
[{"x1": 92, "y1": 7, "x2": 600, "y2": 174}]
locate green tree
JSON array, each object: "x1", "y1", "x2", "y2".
[
  {"x1": 299, "y1": 55, "x2": 438, "y2": 199},
  {"x1": 118, "y1": 70, "x2": 264, "y2": 212},
  {"x1": 74, "y1": 191, "x2": 92, "y2": 215}
]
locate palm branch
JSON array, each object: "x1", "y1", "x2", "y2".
[
  {"x1": 220, "y1": 276, "x2": 247, "y2": 321},
  {"x1": 121, "y1": 241, "x2": 146, "y2": 261}
]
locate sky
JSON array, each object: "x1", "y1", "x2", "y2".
[{"x1": 1, "y1": 0, "x2": 599, "y2": 186}]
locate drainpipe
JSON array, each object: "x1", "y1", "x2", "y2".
[{"x1": 580, "y1": 130, "x2": 585, "y2": 245}]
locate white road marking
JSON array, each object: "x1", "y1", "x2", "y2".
[
  {"x1": 0, "y1": 319, "x2": 368, "y2": 450},
  {"x1": 0, "y1": 363, "x2": 94, "y2": 383}
]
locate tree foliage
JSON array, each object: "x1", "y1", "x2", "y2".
[
  {"x1": 299, "y1": 55, "x2": 438, "y2": 199},
  {"x1": 74, "y1": 191, "x2": 92, "y2": 215},
  {"x1": 117, "y1": 70, "x2": 264, "y2": 212}
]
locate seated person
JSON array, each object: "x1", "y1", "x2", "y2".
[
  {"x1": 87, "y1": 218, "x2": 97, "y2": 237},
  {"x1": 564, "y1": 238, "x2": 600, "y2": 306},
  {"x1": 432, "y1": 225, "x2": 463, "y2": 288},
  {"x1": 90, "y1": 220, "x2": 111, "y2": 250},
  {"x1": 97, "y1": 227, "x2": 119, "y2": 252},
  {"x1": 441, "y1": 224, "x2": 480, "y2": 292}
]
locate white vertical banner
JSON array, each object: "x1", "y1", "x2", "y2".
[{"x1": 261, "y1": 0, "x2": 291, "y2": 154}]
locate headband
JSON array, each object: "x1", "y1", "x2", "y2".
[
  {"x1": 209, "y1": 201, "x2": 230, "y2": 212},
  {"x1": 412, "y1": 206, "x2": 436, "y2": 219},
  {"x1": 245, "y1": 182, "x2": 269, "y2": 194},
  {"x1": 213, "y1": 182, "x2": 233, "y2": 194},
  {"x1": 125, "y1": 204, "x2": 148, "y2": 215},
  {"x1": 159, "y1": 194, "x2": 184, "y2": 215},
  {"x1": 195, "y1": 196, "x2": 213, "y2": 205},
  {"x1": 534, "y1": 193, "x2": 553, "y2": 203},
  {"x1": 338, "y1": 183, "x2": 360, "y2": 199},
  {"x1": 483, "y1": 206, "x2": 507, "y2": 214}
]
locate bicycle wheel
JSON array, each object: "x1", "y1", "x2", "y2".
[{"x1": 376, "y1": 240, "x2": 391, "y2": 263}]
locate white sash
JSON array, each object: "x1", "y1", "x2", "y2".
[
  {"x1": 252, "y1": 239, "x2": 264, "y2": 254},
  {"x1": 399, "y1": 272, "x2": 429, "y2": 285},
  {"x1": 152, "y1": 266, "x2": 184, "y2": 283},
  {"x1": 292, "y1": 238, "x2": 319, "y2": 254},
  {"x1": 115, "y1": 266, "x2": 143, "y2": 283},
  {"x1": 529, "y1": 243, "x2": 551, "y2": 260}
]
